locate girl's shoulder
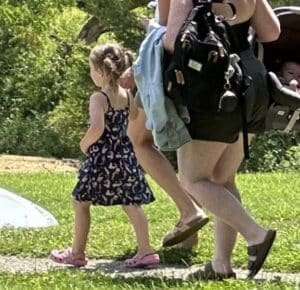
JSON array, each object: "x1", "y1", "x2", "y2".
[{"x1": 89, "y1": 91, "x2": 109, "y2": 112}]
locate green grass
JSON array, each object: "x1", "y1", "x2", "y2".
[
  {"x1": 0, "y1": 172, "x2": 299, "y2": 289},
  {"x1": 0, "y1": 271, "x2": 297, "y2": 290}
]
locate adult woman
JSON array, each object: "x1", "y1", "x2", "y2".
[
  {"x1": 122, "y1": 0, "x2": 208, "y2": 248},
  {"x1": 161, "y1": 0, "x2": 280, "y2": 279}
]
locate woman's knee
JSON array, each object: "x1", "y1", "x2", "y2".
[
  {"x1": 128, "y1": 110, "x2": 153, "y2": 147},
  {"x1": 212, "y1": 138, "x2": 244, "y2": 185},
  {"x1": 179, "y1": 171, "x2": 210, "y2": 195},
  {"x1": 212, "y1": 173, "x2": 232, "y2": 186}
]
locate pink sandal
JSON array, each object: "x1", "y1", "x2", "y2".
[
  {"x1": 124, "y1": 253, "x2": 160, "y2": 268},
  {"x1": 50, "y1": 247, "x2": 87, "y2": 267}
]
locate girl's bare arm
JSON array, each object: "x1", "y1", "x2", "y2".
[{"x1": 80, "y1": 93, "x2": 106, "y2": 154}]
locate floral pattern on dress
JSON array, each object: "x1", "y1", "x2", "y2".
[{"x1": 72, "y1": 93, "x2": 154, "y2": 206}]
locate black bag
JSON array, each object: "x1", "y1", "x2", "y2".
[
  {"x1": 163, "y1": 0, "x2": 252, "y2": 158},
  {"x1": 164, "y1": 0, "x2": 247, "y2": 113}
]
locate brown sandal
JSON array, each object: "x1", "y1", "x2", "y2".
[
  {"x1": 162, "y1": 216, "x2": 209, "y2": 247},
  {"x1": 189, "y1": 261, "x2": 236, "y2": 281},
  {"x1": 247, "y1": 229, "x2": 277, "y2": 279}
]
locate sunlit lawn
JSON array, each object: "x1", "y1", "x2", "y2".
[{"x1": 0, "y1": 171, "x2": 299, "y2": 289}]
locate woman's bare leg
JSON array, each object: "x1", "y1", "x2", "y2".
[
  {"x1": 212, "y1": 180, "x2": 241, "y2": 273},
  {"x1": 208, "y1": 137, "x2": 243, "y2": 273},
  {"x1": 177, "y1": 138, "x2": 268, "y2": 253},
  {"x1": 210, "y1": 134, "x2": 255, "y2": 273},
  {"x1": 128, "y1": 108, "x2": 205, "y2": 223}
]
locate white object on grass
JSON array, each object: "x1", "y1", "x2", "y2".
[{"x1": 0, "y1": 188, "x2": 58, "y2": 228}]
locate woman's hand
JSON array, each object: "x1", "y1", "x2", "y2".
[{"x1": 120, "y1": 67, "x2": 136, "y2": 91}]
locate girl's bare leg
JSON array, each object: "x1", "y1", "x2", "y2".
[
  {"x1": 71, "y1": 199, "x2": 91, "y2": 258},
  {"x1": 122, "y1": 205, "x2": 154, "y2": 257}
]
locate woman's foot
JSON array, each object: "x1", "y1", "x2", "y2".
[
  {"x1": 163, "y1": 214, "x2": 209, "y2": 247},
  {"x1": 50, "y1": 247, "x2": 87, "y2": 267},
  {"x1": 176, "y1": 233, "x2": 199, "y2": 250},
  {"x1": 189, "y1": 261, "x2": 236, "y2": 281},
  {"x1": 124, "y1": 252, "x2": 160, "y2": 268},
  {"x1": 247, "y1": 229, "x2": 277, "y2": 278},
  {"x1": 211, "y1": 259, "x2": 234, "y2": 276}
]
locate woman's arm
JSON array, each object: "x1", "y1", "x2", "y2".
[
  {"x1": 80, "y1": 93, "x2": 106, "y2": 154},
  {"x1": 157, "y1": 0, "x2": 171, "y2": 26},
  {"x1": 162, "y1": 0, "x2": 257, "y2": 53},
  {"x1": 250, "y1": 0, "x2": 280, "y2": 42},
  {"x1": 128, "y1": 91, "x2": 139, "y2": 121},
  {"x1": 162, "y1": 0, "x2": 192, "y2": 53}
]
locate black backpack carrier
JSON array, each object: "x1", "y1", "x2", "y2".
[{"x1": 164, "y1": 0, "x2": 252, "y2": 158}]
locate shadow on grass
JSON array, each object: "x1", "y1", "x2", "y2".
[
  {"x1": 54, "y1": 263, "x2": 294, "y2": 287},
  {"x1": 106, "y1": 246, "x2": 198, "y2": 265},
  {"x1": 158, "y1": 247, "x2": 198, "y2": 265}
]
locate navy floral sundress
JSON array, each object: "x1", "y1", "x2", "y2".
[{"x1": 72, "y1": 92, "x2": 155, "y2": 206}]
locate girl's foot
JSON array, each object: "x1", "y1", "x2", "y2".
[
  {"x1": 124, "y1": 253, "x2": 160, "y2": 268},
  {"x1": 50, "y1": 247, "x2": 87, "y2": 267}
]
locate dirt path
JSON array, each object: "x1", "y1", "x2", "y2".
[
  {"x1": 0, "y1": 255, "x2": 299, "y2": 283},
  {"x1": 0, "y1": 154, "x2": 79, "y2": 173}
]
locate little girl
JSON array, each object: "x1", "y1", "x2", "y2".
[{"x1": 50, "y1": 43, "x2": 159, "y2": 268}]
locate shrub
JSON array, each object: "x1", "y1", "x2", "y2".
[
  {"x1": 241, "y1": 131, "x2": 300, "y2": 172},
  {"x1": 0, "y1": 113, "x2": 70, "y2": 158},
  {"x1": 48, "y1": 96, "x2": 88, "y2": 158}
]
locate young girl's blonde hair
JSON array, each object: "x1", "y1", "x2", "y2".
[{"x1": 89, "y1": 43, "x2": 133, "y2": 91}]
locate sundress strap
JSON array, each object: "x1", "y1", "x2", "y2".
[
  {"x1": 101, "y1": 91, "x2": 111, "y2": 108},
  {"x1": 101, "y1": 90, "x2": 130, "y2": 110}
]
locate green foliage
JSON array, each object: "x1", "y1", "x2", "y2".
[
  {"x1": 0, "y1": 3, "x2": 88, "y2": 118},
  {"x1": 3, "y1": 0, "x2": 76, "y2": 10},
  {"x1": 47, "y1": 41, "x2": 94, "y2": 157},
  {"x1": 0, "y1": 113, "x2": 68, "y2": 157},
  {"x1": 77, "y1": 0, "x2": 150, "y2": 49},
  {"x1": 241, "y1": 131, "x2": 300, "y2": 172},
  {"x1": 48, "y1": 96, "x2": 88, "y2": 158},
  {"x1": 270, "y1": 0, "x2": 300, "y2": 6},
  {"x1": 0, "y1": 0, "x2": 152, "y2": 158},
  {"x1": 0, "y1": 2, "x2": 93, "y2": 157}
]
